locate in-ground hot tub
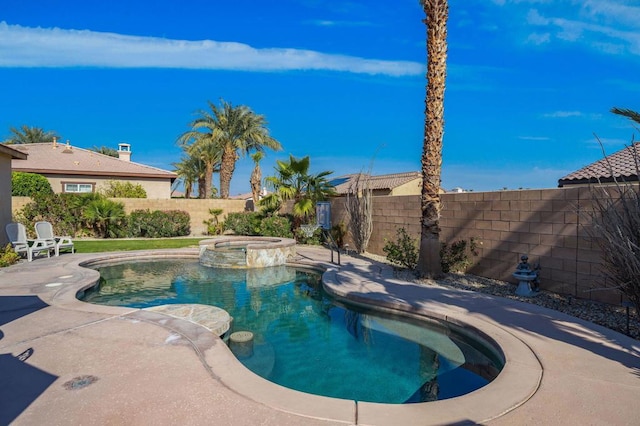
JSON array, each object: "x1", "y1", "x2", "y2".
[{"x1": 199, "y1": 236, "x2": 296, "y2": 268}]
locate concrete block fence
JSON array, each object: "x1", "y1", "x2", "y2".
[
  {"x1": 331, "y1": 187, "x2": 620, "y2": 305},
  {"x1": 13, "y1": 187, "x2": 619, "y2": 304},
  {"x1": 12, "y1": 196, "x2": 248, "y2": 237}
]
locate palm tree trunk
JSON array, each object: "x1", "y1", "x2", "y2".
[
  {"x1": 418, "y1": 0, "x2": 448, "y2": 277},
  {"x1": 198, "y1": 177, "x2": 206, "y2": 199},
  {"x1": 204, "y1": 162, "x2": 214, "y2": 198},
  {"x1": 250, "y1": 164, "x2": 262, "y2": 211},
  {"x1": 219, "y1": 145, "x2": 237, "y2": 199}
]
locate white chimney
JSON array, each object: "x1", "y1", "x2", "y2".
[{"x1": 118, "y1": 143, "x2": 131, "y2": 162}]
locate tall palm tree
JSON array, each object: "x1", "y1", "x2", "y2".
[
  {"x1": 177, "y1": 117, "x2": 223, "y2": 198},
  {"x1": 209, "y1": 99, "x2": 282, "y2": 199},
  {"x1": 417, "y1": 0, "x2": 448, "y2": 277},
  {"x1": 4, "y1": 125, "x2": 60, "y2": 144},
  {"x1": 250, "y1": 151, "x2": 264, "y2": 211}
]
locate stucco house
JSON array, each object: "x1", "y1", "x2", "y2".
[
  {"x1": 330, "y1": 171, "x2": 422, "y2": 196},
  {"x1": 1, "y1": 143, "x2": 28, "y2": 245},
  {"x1": 10, "y1": 141, "x2": 177, "y2": 199},
  {"x1": 558, "y1": 143, "x2": 640, "y2": 187}
]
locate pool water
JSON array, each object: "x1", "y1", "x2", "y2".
[{"x1": 82, "y1": 259, "x2": 503, "y2": 403}]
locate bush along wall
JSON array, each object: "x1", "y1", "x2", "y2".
[{"x1": 127, "y1": 209, "x2": 191, "y2": 238}]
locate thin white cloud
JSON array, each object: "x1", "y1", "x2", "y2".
[
  {"x1": 518, "y1": 136, "x2": 551, "y2": 141},
  {"x1": 309, "y1": 20, "x2": 374, "y2": 27},
  {"x1": 0, "y1": 22, "x2": 422, "y2": 76},
  {"x1": 543, "y1": 111, "x2": 583, "y2": 118},
  {"x1": 526, "y1": 5, "x2": 640, "y2": 55}
]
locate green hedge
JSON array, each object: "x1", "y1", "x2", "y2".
[{"x1": 128, "y1": 209, "x2": 191, "y2": 238}]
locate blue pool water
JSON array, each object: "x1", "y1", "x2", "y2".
[{"x1": 82, "y1": 259, "x2": 503, "y2": 403}]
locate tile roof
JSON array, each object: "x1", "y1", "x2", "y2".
[
  {"x1": 10, "y1": 142, "x2": 176, "y2": 180},
  {"x1": 331, "y1": 171, "x2": 421, "y2": 194},
  {"x1": 0, "y1": 143, "x2": 28, "y2": 160},
  {"x1": 558, "y1": 143, "x2": 640, "y2": 186}
]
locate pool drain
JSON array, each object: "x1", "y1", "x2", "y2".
[{"x1": 63, "y1": 375, "x2": 99, "y2": 390}]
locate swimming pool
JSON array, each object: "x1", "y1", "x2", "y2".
[{"x1": 82, "y1": 258, "x2": 503, "y2": 404}]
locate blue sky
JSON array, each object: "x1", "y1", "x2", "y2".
[{"x1": 1, "y1": 0, "x2": 638, "y2": 194}]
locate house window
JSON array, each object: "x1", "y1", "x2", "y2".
[{"x1": 63, "y1": 183, "x2": 94, "y2": 193}]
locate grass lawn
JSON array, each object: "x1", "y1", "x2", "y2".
[{"x1": 74, "y1": 238, "x2": 207, "y2": 253}]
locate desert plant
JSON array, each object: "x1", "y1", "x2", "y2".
[
  {"x1": 345, "y1": 172, "x2": 373, "y2": 254},
  {"x1": 11, "y1": 172, "x2": 53, "y2": 197},
  {"x1": 100, "y1": 181, "x2": 147, "y2": 198},
  {"x1": 204, "y1": 208, "x2": 224, "y2": 235},
  {"x1": 0, "y1": 244, "x2": 20, "y2": 267},
  {"x1": 383, "y1": 227, "x2": 419, "y2": 270},
  {"x1": 330, "y1": 222, "x2": 347, "y2": 248},
  {"x1": 440, "y1": 238, "x2": 479, "y2": 273}
]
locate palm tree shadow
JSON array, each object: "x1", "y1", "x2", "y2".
[{"x1": 0, "y1": 296, "x2": 58, "y2": 424}]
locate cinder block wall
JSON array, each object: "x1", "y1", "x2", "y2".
[
  {"x1": 12, "y1": 197, "x2": 249, "y2": 236},
  {"x1": 331, "y1": 187, "x2": 617, "y2": 305}
]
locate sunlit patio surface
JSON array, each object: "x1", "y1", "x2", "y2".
[{"x1": 1, "y1": 247, "x2": 638, "y2": 425}]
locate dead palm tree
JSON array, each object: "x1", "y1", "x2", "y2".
[
  {"x1": 417, "y1": 0, "x2": 448, "y2": 277},
  {"x1": 250, "y1": 151, "x2": 264, "y2": 211}
]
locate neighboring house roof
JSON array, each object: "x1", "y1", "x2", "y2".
[
  {"x1": 558, "y1": 143, "x2": 640, "y2": 187},
  {"x1": 0, "y1": 143, "x2": 28, "y2": 160},
  {"x1": 330, "y1": 171, "x2": 421, "y2": 194},
  {"x1": 10, "y1": 142, "x2": 176, "y2": 180}
]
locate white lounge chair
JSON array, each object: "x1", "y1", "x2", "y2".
[
  {"x1": 5, "y1": 222, "x2": 53, "y2": 262},
  {"x1": 34, "y1": 221, "x2": 75, "y2": 256}
]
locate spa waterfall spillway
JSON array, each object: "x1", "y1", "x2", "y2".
[{"x1": 199, "y1": 237, "x2": 297, "y2": 269}]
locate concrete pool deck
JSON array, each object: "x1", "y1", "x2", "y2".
[{"x1": 0, "y1": 247, "x2": 638, "y2": 425}]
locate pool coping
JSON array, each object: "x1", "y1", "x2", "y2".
[
  {"x1": 2, "y1": 247, "x2": 639, "y2": 425},
  {"x1": 30, "y1": 249, "x2": 540, "y2": 425}
]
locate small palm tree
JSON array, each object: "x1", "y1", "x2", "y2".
[
  {"x1": 4, "y1": 125, "x2": 60, "y2": 144},
  {"x1": 177, "y1": 119, "x2": 223, "y2": 199},
  {"x1": 263, "y1": 155, "x2": 335, "y2": 228},
  {"x1": 173, "y1": 154, "x2": 206, "y2": 199},
  {"x1": 82, "y1": 198, "x2": 126, "y2": 238}
]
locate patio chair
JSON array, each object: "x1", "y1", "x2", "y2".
[
  {"x1": 34, "y1": 221, "x2": 75, "y2": 256},
  {"x1": 5, "y1": 222, "x2": 53, "y2": 262}
]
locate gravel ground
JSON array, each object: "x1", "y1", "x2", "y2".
[{"x1": 360, "y1": 253, "x2": 640, "y2": 341}]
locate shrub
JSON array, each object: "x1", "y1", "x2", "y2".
[
  {"x1": 224, "y1": 212, "x2": 261, "y2": 235},
  {"x1": 11, "y1": 172, "x2": 53, "y2": 197},
  {"x1": 383, "y1": 227, "x2": 418, "y2": 270},
  {"x1": 83, "y1": 198, "x2": 127, "y2": 238},
  {"x1": 0, "y1": 244, "x2": 20, "y2": 267},
  {"x1": 17, "y1": 192, "x2": 92, "y2": 237},
  {"x1": 330, "y1": 222, "x2": 347, "y2": 248},
  {"x1": 259, "y1": 216, "x2": 293, "y2": 238},
  {"x1": 128, "y1": 209, "x2": 190, "y2": 238},
  {"x1": 294, "y1": 224, "x2": 322, "y2": 245},
  {"x1": 100, "y1": 180, "x2": 147, "y2": 198},
  {"x1": 440, "y1": 238, "x2": 479, "y2": 273}
]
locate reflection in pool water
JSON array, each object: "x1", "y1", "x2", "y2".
[{"x1": 83, "y1": 259, "x2": 503, "y2": 403}]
